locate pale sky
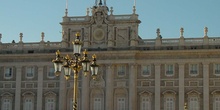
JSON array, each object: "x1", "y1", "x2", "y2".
[{"x1": 0, "y1": 0, "x2": 220, "y2": 43}]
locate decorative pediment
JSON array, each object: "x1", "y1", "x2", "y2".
[
  {"x1": 139, "y1": 90, "x2": 153, "y2": 96},
  {"x1": 1, "y1": 92, "x2": 13, "y2": 97},
  {"x1": 187, "y1": 90, "x2": 201, "y2": 95},
  {"x1": 44, "y1": 91, "x2": 57, "y2": 97},
  {"x1": 162, "y1": 90, "x2": 177, "y2": 95},
  {"x1": 211, "y1": 90, "x2": 220, "y2": 95},
  {"x1": 22, "y1": 91, "x2": 35, "y2": 96}
]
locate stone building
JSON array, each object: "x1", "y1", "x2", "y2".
[{"x1": 1, "y1": 0, "x2": 220, "y2": 110}]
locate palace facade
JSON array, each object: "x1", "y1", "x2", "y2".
[{"x1": 1, "y1": 0, "x2": 220, "y2": 110}]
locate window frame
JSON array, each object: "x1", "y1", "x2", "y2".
[
  {"x1": 189, "y1": 64, "x2": 199, "y2": 76},
  {"x1": 23, "y1": 97, "x2": 34, "y2": 110},
  {"x1": 4, "y1": 67, "x2": 13, "y2": 79},
  {"x1": 140, "y1": 96, "x2": 151, "y2": 110},
  {"x1": 47, "y1": 67, "x2": 55, "y2": 78},
  {"x1": 141, "y1": 65, "x2": 151, "y2": 77},
  {"x1": 117, "y1": 97, "x2": 126, "y2": 110},
  {"x1": 45, "y1": 97, "x2": 56, "y2": 110},
  {"x1": 117, "y1": 65, "x2": 126, "y2": 77},
  {"x1": 1, "y1": 98, "x2": 12, "y2": 110},
  {"x1": 214, "y1": 96, "x2": 220, "y2": 110},
  {"x1": 26, "y1": 66, "x2": 35, "y2": 79},
  {"x1": 93, "y1": 98, "x2": 102, "y2": 110},
  {"x1": 165, "y1": 64, "x2": 174, "y2": 76},
  {"x1": 164, "y1": 96, "x2": 175, "y2": 110},
  {"x1": 188, "y1": 96, "x2": 199, "y2": 110},
  {"x1": 214, "y1": 63, "x2": 220, "y2": 76}
]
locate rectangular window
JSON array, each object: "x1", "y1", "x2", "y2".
[
  {"x1": 2, "y1": 99, "x2": 12, "y2": 110},
  {"x1": 165, "y1": 97, "x2": 174, "y2": 110},
  {"x1": 117, "y1": 65, "x2": 126, "y2": 77},
  {"x1": 141, "y1": 65, "x2": 151, "y2": 76},
  {"x1": 189, "y1": 97, "x2": 199, "y2": 110},
  {"x1": 117, "y1": 98, "x2": 125, "y2": 110},
  {"x1": 166, "y1": 64, "x2": 174, "y2": 76},
  {"x1": 215, "y1": 64, "x2": 220, "y2": 75},
  {"x1": 94, "y1": 98, "x2": 101, "y2": 110},
  {"x1": 26, "y1": 67, "x2": 35, "y2": 78},
  {"x1": 46, "y1": 98, "x2": 55, "y2": 110},
  {"x1": 4, "y1": 67, "x2": 13, "y2": 79},
  {"x1": 24, "y1": 98, "x2": 33, "y2": 110},
  {"x1": 48, "y1": 67, "x2": 55, "y2": 78},
  {"x1": 141, "y1": 96, "x2": 151, "y2": 110},
  {"x1": 190, "y1": 64, "x2": 198, "y2": 76}
]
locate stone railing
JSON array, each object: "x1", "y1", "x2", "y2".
[
  {"x1": 140, "y1": 37, "x2": 220, "y2": 47},
  {"x1": 0, "y1": 42, "x2": 61, "y2": 50},
  {"x1": 113, "y1": 15, "x2": 132, "y2": 20},
  {"x1": 64, "y1": 14, "x2": 136, "y2": 23},
  {"x1": 69, "y1": 16, "x2": 87, "y2": 22}
]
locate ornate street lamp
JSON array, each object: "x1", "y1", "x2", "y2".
[{"x1": 52, "y1": 32, "x2": 99, "y2": 110}]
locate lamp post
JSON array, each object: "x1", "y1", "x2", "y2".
[{"x1": 52, "y1": 32, "x2": 99, "y2": 110}]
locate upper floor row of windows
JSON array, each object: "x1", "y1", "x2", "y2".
[
  {"x1": 2, "y1": 63, "x2": 220, "y2": 79},
  {"x1": 3, "y1": 66, "x2": 54, "y2": 80},
  {"x1": 117, "y1": 63, "x2": 220, "y2": 77}
]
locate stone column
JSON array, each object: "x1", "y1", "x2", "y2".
[
  {"x1": 81, "y1": 71, "x2": 90, "y2": 110},
  {"x1": 155, "y1": 64, "x2": 161, "y2": 110},
  {"x1": 105, "y1": 65, "x2": 114, "y2": 110},
  {"x1": 129, "y1": 64, "x2": 137, "y2": 110},
  {"x1": 59, "y1": 72, "x2": 67, "y2": 110},
  {"x1": 37, "y1": 66, "x2": 44, "y2": 110},
  {"x1": 15, "y1": 66, "x2": 22, "y2": 110},
  {"x1": 203, "y1": 63, "x2": 209, "y2": 110},
  {"x1": 178, "y1": 63, "x2": 185, "y2": 110}
]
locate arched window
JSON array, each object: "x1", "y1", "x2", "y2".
[
  {"x1": 46, "y1": 98, "x2": 55, "y2": 110},
  {"x1": 94, "y1": 98, "x2": 102, "y2": 110},
  {"x1": 24, "y1": 98, "x2": 34, "y2": 110},
  {"x1": 189, "y1": 97, "x2": 199, "y2": 110},
  {"x1": 214, "y1": 97, "x2": 220, "y2": 110},
  {"x1": 139, "y1": 91, "x2": 152, "y2": 110},
  {"x1": 114, "y1": 88, "x2": 128, "y2": 110},
  {"x1": 187, "y1": 90, "x2": 201, "y2": 110},
  {"x1": 22, "y1": 91, "x2": 35, "y2": 110},
  {"x1": 90, "y1": 89, "x2": 104, "y2": 110},
  {"x1": 117, "y1": 97, "x2": 125, "y2": 110},
  {"x1": 44, "y1": 91, "x2": 56, "y2": 110},
  {"x1": 1, "y1": 92, "x2": 13, "y2": 110},
  {"x1": 163, "y1": 90, "x2": 176, "y2": 110},
  {"x1": 212, "y1": 90, "x2": 220, "y2": 110}
]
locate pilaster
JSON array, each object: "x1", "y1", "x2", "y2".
[
  {"x1": 37, "y1": 66, "x2": 44, "y2": 110},
  {"x1": 105, "y1": 65, "x2": 114, "y2": 110},
  {"x1": 155, "y1": 63, "x2": 161, "y2": 110},
  {"x1": 81, "y1": 71, "x2": 90, "y2": 110},
  {"x1": 129, "y1": 64, "x2": 137, "y2": 110},
  {"x1": 178, "y1": 63, "x2": 185, "y2": 110},
  {"x1": 203, "y1": 63, "x2": 209, "y2": 110},
  {"x1": 59, "y1": 72, "x2": 67, "y2": 110},
  {"x1": 15, "y1": 66, "x2": 22, "y2": 110}
]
